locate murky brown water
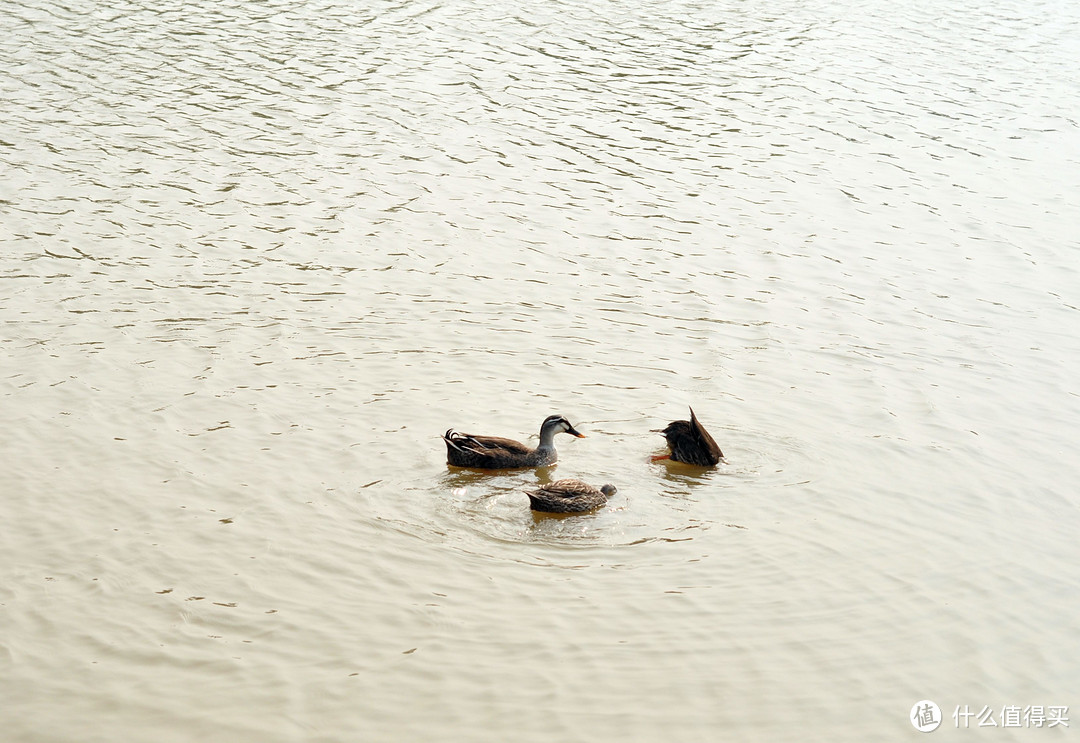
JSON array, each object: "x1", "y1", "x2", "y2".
[{"x1": 3, "y1": 0, "x2": 1079, "y2": 740}]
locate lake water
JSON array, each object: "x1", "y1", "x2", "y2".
[{"x1": 2, "y1": 0, "x2": 1078, "y2": 740}]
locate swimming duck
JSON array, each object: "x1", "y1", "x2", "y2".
[
  {"x1": 443, "y1": 414, "x2": 584, "y2": 469},
  {"x1": 525, "y1": 479, "x2": 617, "y2": 513},
  {"x1": 652, "y1": 407, "x2": 724, "y2": 466}
]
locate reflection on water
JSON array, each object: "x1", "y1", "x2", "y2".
[{"x1": 3, "y1": 0, "x2": 1080, "y2": 739}]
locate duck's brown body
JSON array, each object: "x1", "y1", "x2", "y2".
[
  {"x1": 526, "y1": 479, "x2": 617, "y2": 513},
  {"x1": 654, "y1": 407, "x2": 724, "y2": 466}
]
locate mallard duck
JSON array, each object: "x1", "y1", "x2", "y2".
[
  {"x1": 652, "y1": 407, "x2": 725, "y2": 466},
  {"x1": 525, "y1": 479, "x2": 617, "y2": 513},
  {"x1": 443, "y1": 414, "x2": 585, "y2": 469}
]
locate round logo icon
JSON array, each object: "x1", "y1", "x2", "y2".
[{"x1": 911, "y1": 700, "x2": 942, "y2": 732}]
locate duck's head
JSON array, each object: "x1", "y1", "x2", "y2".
[
  {"x1": 542, "y1": 414, "x2": 585, "y2": 438},
  {"x1": 600, "y1": 483, "x2": 617, "y2": 496}
]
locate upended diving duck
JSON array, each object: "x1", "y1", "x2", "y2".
[
  {"x1": 442, "y1": 414, "x2": 585, "y2": 469},
  {"x1": 525, "y1": 479, "x2": 617, "y2": 513},
  {"x1": 652, "y1": 407, "x2": 725, "y2": 466}
]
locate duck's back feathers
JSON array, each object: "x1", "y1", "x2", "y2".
[
  {"x1": 443, "y1": 430, "x2": 535, "y2": 468},
  {"x1": 526, "y1": 478, "x2": 616, "y2": 513},
  {"x1": 657, "y1": 407, "x2": 723, "y2": 466},
  {"x1": 444, "y1": 431, "x2": 531, "y2": 455}
]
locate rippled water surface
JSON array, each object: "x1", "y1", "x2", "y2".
[{"x1": 3, "y1": 0, "x2": 1079, "y2": 740}]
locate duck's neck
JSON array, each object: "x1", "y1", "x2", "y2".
[{"x1": 537, "y1": 424, "x2": 559, "y2": 451}]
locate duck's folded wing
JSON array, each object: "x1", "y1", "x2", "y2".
[
  {"x1": 457, "y1": 434, "x2": 532, "y2": 455},
  {"x1": 544, "y1": 479, "x2": 596, "y2": 497},
  {"x1": 689, "y1": 409, "x2": 723, "y2": 462}
]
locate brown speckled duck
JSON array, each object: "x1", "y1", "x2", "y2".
[
  {"x1": 525, "y1": 479, "x2": 617, "y2": 513},
  {"x1": 652, "y1": 407, "x2": 725, "y2": 466},
  {"x1": 443, "y1": 414, "x2": 584, "y2": 469}
]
